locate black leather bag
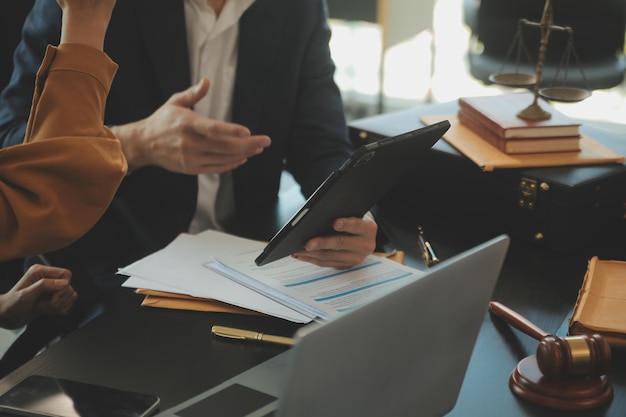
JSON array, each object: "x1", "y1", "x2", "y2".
[{"x1": 348, "y1": 104, "x2": 626, "y2": 253}]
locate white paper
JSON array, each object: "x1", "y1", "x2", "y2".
[
  {"x1": 211, "y1": 251, "x2": 424, "y2": 320},
  {"x1": 118, "y1": 230, "x2": 311, "y2": 323}
]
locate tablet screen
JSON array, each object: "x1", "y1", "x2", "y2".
[{"x1": 0, "y1": 375, "x2": 160, "y2": 417}]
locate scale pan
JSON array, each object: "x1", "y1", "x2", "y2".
[
  {"x1": 539, "y1": 87, "x2": 591, "y2": 102},
  {"x1": 489, "y1": 73, "x2": 537, "y2": 87}
]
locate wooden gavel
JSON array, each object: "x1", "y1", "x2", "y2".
[{"x1": 489, "y1": 301, "x2": 611, "y2": 380}]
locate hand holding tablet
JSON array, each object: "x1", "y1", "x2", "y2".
[{"x1": 255, "y1": 120, "x2": 450, "y2": 266}]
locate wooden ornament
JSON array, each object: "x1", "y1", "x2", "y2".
[
  {"x1": 489, "y1": 302, "x2": 612, "y2": 379},
  {"x1": 510, "y1": 355, "x2": 613, "y2": 411}
]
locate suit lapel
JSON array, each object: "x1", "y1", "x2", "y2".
[
  {"x1": 232, "y1": 1, "x2": 284, "y2": 130},
  {"x1": 134, "y1": 0, "x2": 192, "y2": 99}
]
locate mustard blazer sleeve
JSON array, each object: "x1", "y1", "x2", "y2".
[{"x1": 0, "y1": 43, "x2": 127, "y2": 261}]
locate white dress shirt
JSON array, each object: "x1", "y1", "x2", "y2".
[{"x1": 184, "y1": 0, "x2": 255, "y2": 233}]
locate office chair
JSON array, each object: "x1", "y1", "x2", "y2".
[{"x1": 466, "y1": 0, "x2": 626, "y2": 91}]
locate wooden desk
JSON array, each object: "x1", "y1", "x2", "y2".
[
  {"x1": 0, "y1": 108, "x2": 624, "y2": 416},
  {"x1": 378, "y1": 203, "x2": 626, "y2": 417},
  {"x1": 0, "y1": 201, "x2": 624, "y2": 416}
]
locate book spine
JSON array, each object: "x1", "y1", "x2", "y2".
[
  {"x1": 503, "y1": 138, "x2": 580, "y2": 154},
  {"x1": 458, "y1": 94, "x2": 581, "y2": 138},
  {"x1": 458, "y1": 97, "x2": 507, "y2": 138},
  {"x1": 458, "y1": 110, "x2": 580, "y2": 154},
  {"x1": 457, "y1": 109, "x2": 507, "y2": 152}
]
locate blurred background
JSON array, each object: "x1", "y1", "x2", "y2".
[{"x1": 328, "y1": 0, "x2": 626, "y2": 128}]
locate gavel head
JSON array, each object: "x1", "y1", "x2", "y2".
[{"x1": 536, "y1": 333, "x2": 611, "y2": 380}]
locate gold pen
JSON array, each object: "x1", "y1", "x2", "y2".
[
  {"x1": 211, "y1": 325, "x2": 295, "y2": 346},
  {"x1": 417, "y1": 226, "x2": 440, "y2": 267}
]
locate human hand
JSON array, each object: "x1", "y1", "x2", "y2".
[
  {"x1": 0, "y1": 265, "x2": 77, "y2": 330},
  {"x1": 112, "y1": 77, "x2": 272, "y2": 174},
  {"x1": 293, "y1": 212, "x2": 378, "y2": 269},
  {"x1": 57, "y1": 0, "x2": 117, "y2": 50}
]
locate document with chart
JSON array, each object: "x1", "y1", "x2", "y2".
[{"x1": 209, "y1": 252, "x2": 424, "y2": 321}]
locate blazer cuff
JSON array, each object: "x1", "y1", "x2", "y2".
[{"x1": 42, "y1": 43, "x2": 118, "y2": 92}]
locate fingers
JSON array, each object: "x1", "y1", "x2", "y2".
[
  {"x1": 16, "y1": 265, "x2": 72, "y2": 290},
  {"x1": 17, "y1": 265, "x2": 76, "y2": 311},
  {"x1": 169, "y1": 77, "x2": 210, "y2": 109},
  {"x1": 177, "y1": 119, "x2": 270, "y2": 174},
  {"x1": 192, "y1": 118, "x2": 250, "y2": 143},
  {"x1": 126, "y1": 80, "x2": 272, "y2": 175},
  {"x1": 175, "y1": 79, "x2": 271, "y2": 158},
  {"x1": 23, "y1": 278, "x2": 77, "y2": 316},
  {"x1": 294, "y1": 215, "x2": 378, "y2": 269},
  {"x1": 304, "y1": 216, "x2": 377, "y2": 252},
  {"x1": 190, "y1": 119, "x2": 271, "y2": 151},
  {"x1": 38, "y1": 284, "x2": 78, "y2": 315},
  {"x1": 177, "y1": 135, "x2": 269, "y2": 175},
  {"x1": 21, "y1": 276, "x2": 71, "y2": 299},
  {"x1": 0, "y1": 266, "x2": 76, "y2": 328}
]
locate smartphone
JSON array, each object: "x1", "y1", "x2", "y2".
[{"x1": 0, "y1": 375, "x2": 160, "y2": 417}]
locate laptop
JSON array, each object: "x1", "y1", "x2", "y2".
[
  {"x1": 155, "y1": 234, "x2": 509, "y2": 417},
  {"x1": 255, "y1": 120, "x2": 450, "y2": 266}
]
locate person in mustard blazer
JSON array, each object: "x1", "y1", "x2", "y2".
[{"x1": 0, "y1": 0, "x2": 126, "y2": 330}]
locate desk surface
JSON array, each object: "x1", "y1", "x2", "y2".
[{"x1": 0, "y1": 107, "x2": 625, "y2": 416}]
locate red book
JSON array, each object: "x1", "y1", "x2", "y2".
[
  {"x1": 458, "y1": 92, "x2": 581, "y2": 139},
  {"x1": 458, "y1": 110, "x2": 581, "y2": 154}
]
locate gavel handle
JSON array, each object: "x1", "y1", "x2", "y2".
[{"x1": 489, "y1": 301, "x2": 548, "y2": 341}]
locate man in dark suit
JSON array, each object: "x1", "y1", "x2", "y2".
[
  {"x1": 0, "y1": 1, "x2": 377, "y2": 307},
  {"x1": 0, "y1": 0, "x2": 35, "y2": 90}
]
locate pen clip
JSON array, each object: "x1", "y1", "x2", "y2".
[
  {"x1": 417, "y1": 226, "x2": 440, "y2": 267},
  {"x1": 211, "y1": 325, "x2": 247, "y2": 341}
]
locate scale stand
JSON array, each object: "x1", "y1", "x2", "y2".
[{"x1": 488, "y1": 0, "x2": 592, "y2": 120}]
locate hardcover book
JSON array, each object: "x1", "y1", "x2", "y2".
[
  {"x1": 458, "y1": 109, "x2": 581, "y2": 154},
  {"x1": 569, "y1": 256, "x2": 626, "y2": 348},
  {"x1": 458, "y1": 92, "x2": 581, "y2": 139}
]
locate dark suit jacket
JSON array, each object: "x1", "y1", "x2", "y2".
[{"x1": 0, "y1": 0, "x2": 352, "y2": 292}]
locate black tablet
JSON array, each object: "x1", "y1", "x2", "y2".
[
  {"x1": 0, "y1": 375, "x2": 160, "y2": 417},
  {"x1": 254, "y1": 119, "x2": 450, "y2": 266}
]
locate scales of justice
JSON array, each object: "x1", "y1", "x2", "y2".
[{"x1": 488, "y1": 0, "x2": 592, "y2": 121}]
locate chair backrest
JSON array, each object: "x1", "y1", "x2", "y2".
[
  {"x1": 477, "y1": 0, "x2": 625, "y2": 63},
  {"x1": 326, "y1": 0, "x2": 377, "y2": 23},
  {"x1": 470, "y1": 0, "x2": 626, "y2": 89}
]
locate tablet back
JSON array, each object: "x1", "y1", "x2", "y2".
[{"x1": 255, "y1": 119, "x2": 451, "y2": 266}]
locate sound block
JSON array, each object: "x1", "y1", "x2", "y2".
[{"x1": 509, "y1": 355, "x2": 613, "y2": 411}]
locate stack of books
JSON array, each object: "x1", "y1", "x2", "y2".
[{"x1": 457, "y1": 92, "x2": 582, "y2": 154}]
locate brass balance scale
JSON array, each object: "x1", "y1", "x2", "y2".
[{"x1": 487, "y1": 0, "x2": 592, "y2": 120}]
